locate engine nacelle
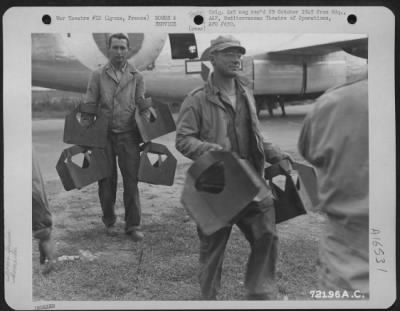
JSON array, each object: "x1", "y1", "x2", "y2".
[
  {"x1": 250, "y1": 52, "x2": 348, "y2": 96},
  {"x1": 62, "y1": 33, "x2": 167, "y2": 71},
  {"x1": 32, "y1": 33, "x2": 168, "y2": 92}
]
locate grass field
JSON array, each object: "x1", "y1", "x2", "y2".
[
  {"x1": 32, "y1": 89, "x2": 323, "y2": 302},
  {"x1": 33, "y1": 159, "x2": 324, "y2": 302},
  {"x1": 31, "y1": 90, "x2": 182, "y2": 119},
  {"x1": 31, "y1": 89, "x2": 312, "y2": 120},
  {"x1": 32, "y1": 89, "x2": 85, "y2": 119}
]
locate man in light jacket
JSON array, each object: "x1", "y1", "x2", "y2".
[
  {"x1": 176, "y1": 35, "x2": 288, "y2": 300},
  {"x1": 85, "y1": 33, "x2": 155, "y2": 241}
]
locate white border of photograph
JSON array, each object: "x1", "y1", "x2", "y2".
[{"x1": 3, "y1": 6, "x2": 396, "y2": 310}]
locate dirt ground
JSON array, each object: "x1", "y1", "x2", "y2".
[{"x1": 32, "y1": 105, "x2": 326, "y2": 302}]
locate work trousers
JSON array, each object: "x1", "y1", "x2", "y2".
[
  {"x1": 32, "y1": 148, "x2": 52, "y2": 241},
  {"x1": 318, "y1": 214, "x2": 369, "y2": 297},
  {"x1": 99, "y1": 130, "x2": 142, "y2": 233},
  {"x1": 197, "y1": 198, "x2": 278, "y2": 299},
  {"x1": 32, "y1": 193, "x2": 53, "y2": 241}
]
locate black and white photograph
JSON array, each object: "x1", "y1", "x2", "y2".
[{"x1": 3, "y1": 6, "x2": 396, "y2": 310}]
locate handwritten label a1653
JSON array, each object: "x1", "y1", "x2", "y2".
[{"x1": 371, "y1": 228, "x2": 387, "y2": 272}]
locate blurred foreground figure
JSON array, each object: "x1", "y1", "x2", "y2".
[
  {"x1": 176, "y1": 35, "x2": 288, "y2": 300},
  {"x1": 298, "y1": 74, "x2": 369, "y2": 297},
  {"x1": 32, "y1": 148, "x2": 56, "y2": 274}
]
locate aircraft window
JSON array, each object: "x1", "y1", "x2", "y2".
[{"x1": 169, "y1": 33, "x2": 198, "y2": 59}]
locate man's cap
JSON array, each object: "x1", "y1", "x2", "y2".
[{"x1": 209, "y1": 35, "x2": 246, "y2": 55}]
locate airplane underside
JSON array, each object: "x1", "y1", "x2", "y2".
[{"x1": 31, "y1": 33, "x2": 367, "y2": 117}]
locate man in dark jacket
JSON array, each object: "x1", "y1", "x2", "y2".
[
  {"x1": 85, "y1": 33, "x2": 155, "y2": 241},
  {"x1": 176, "y1": 35, "x2": 287, "y2": 300}
]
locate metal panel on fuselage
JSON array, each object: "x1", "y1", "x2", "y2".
[
  {"x1": 253, "y1": 58, "x2": 304, "y2": 95},
  {"x1": 252, "y1": 51, "x2": 347, "y2": 95}
]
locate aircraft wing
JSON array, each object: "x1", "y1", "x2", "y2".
[{"x1": 266, "y1": 34, "x2": 368, "y2": 56}]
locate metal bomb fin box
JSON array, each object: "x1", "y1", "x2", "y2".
[
  {"x1": 138, "y1": 142, "x2": 177, "y2": 186},
  {"x1": 181, "y1": 151, "x2": 270, "y2": 235},
  {"x1": 264, "y1": 159, "x2": 318, "y2": 223},
  {"x1": 63, "y1": 104, "x2": 108, "y2": 148},
  {"x1": 56, "y1": 145, "x2": 111, "y2": 191},
  {"x1": 135, "y1": 99, "x2": 176, "y2": 142}
]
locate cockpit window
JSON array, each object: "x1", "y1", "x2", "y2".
[{"x1": 169, "y1": 33, "x2": 198, "y2": 59}]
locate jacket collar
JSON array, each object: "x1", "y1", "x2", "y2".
[
  {"x1": 105, "y1": 62, "x2": 138, "y2": 94},
  {"x1": 205, "y1": 73, "x2": 249, "y2": 109},
  {"x1": 105, "y1": 62, "x2": 137, "y2": 79},
  {"x1": 110, "y1": 62, "x2": 128, "y2": 74}
]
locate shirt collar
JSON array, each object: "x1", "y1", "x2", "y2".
[
  {"x1": 110, "y1": 62, "x2": 127, "y2": 73},
  {"x1": 207, "y1": 73, "x2": 243, "y2": 97}
]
